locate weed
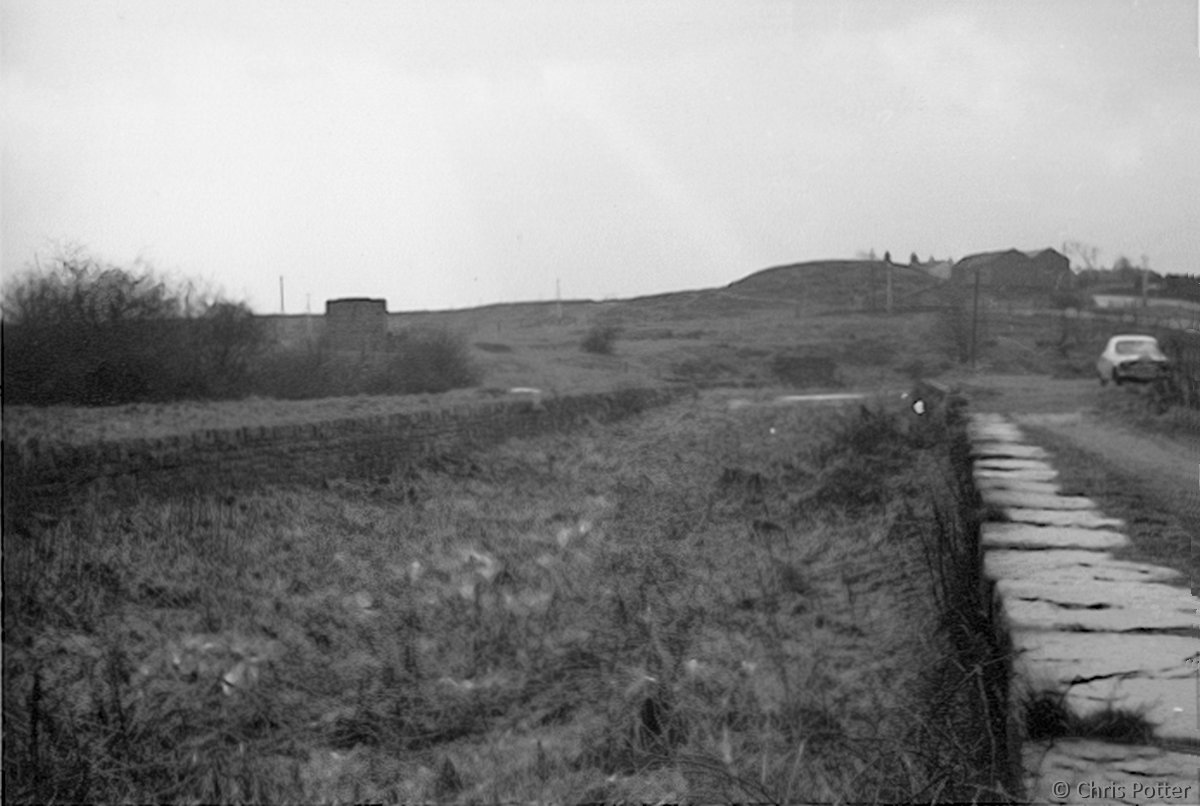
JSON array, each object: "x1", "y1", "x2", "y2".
[
  {"x1": 771, "y1": 354, "x2": 840, "y2": 387},
  {"x1": 1024, "y1": 689, "x2": 1155, "y2": 744},
  {"x1": 581, "y1": 324, "x2": 620, "y2": 355}
]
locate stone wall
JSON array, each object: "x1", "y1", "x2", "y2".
[{"x1": 6, "y1": 387, "x2": 683, "y2": 503}]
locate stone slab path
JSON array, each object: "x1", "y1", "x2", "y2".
[
  {"x1": 1024, "y1": 740, "x2": 1197, "y2": 805},
  {"x1": 967, "y1": 413, "x2": 1199, "y2": 803}
]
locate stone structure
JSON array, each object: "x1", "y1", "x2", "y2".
[{"x1": 325, "y1": 298, "x2": 387, "y2": 352}]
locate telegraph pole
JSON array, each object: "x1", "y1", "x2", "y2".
[
  {"x1": 970, "y1": 268, "x2": 981, "y2": 370},
  {"x1": 1140, "y1": 255, "x2": 1149, "y2": 308},
  {"x1": 305, "y1": 293, "x2": 312, "y2": 344},
  {"x1": 556, "y1": 277, "x2": 562, "y2": 322},
  {"x1": 885, "y1": 259, "x2": 894, "y2": 314},
  {"x1": 279, "y1": 276, "x2": 285, "y2": 314}
]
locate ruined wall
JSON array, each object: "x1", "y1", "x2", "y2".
[{"x1": 325, "y1": 298, "x2": 387, "y2": 352}]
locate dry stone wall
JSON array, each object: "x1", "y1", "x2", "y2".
[{"x1": 6, "y1": 387, "x2": 682, "y2": 502}]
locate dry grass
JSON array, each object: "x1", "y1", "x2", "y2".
[
  {"x1": 4, "y1": 389, "x2": 1012, "y2": 803},
  {"x1": 1016, "y1": 422, "x2": 1197, "y2": 582},
  {"x1": 1024, "y1": 689, "x2": 1155, "y2": 744}
]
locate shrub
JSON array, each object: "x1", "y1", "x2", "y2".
[
  {"x1": 581, "y1": 324, "x2": 620, "y2": 355},
  {"x1": 1, "y1": 249, "x2": 264, "y2": 405},
  {"x1": 670, "y1": 356, "x2": 737, "y2": 384},
  {"x1": 898, "y1": 358, "x2": 927, "y2": 380},
  {"x1": 251, "y1": 348, "x2": 331, "y2": 400},
  {"x1": 250, "y1": 329, "x2": 480, "y2": 399},
  {"x1": 836, "y1": 337, "x2": 897, "y2": 367},
  {"x1": 373, "y1": 328, "x2": 480, "y2": 394},
  {"x1": 771, "y1": 354, "x2": 840, "y2": 387}
]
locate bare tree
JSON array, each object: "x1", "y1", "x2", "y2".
[{"x1": 1062, "y1": 241, "x2": 1101, "y2": 271}]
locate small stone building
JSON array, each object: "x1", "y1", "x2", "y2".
[{"x1": 325, "y1": 298, "x2": 387, "y2": 352}]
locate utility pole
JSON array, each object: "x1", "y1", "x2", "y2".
[
  {"x1": 885, "y1": 259, "x2": 894, "y2": 314},
  {"x1": 1140, "y1": 255, "x2": 1149, "y2": 308},
  {"x1": 556, "y1": 277, "x2": 562, "y2": 322},
  {"x1": 279, "y1": 276, "x2": 285, "y2": 314},
  {"x1": 970, "y1": 268, "x2": 981, "y2": 370}
]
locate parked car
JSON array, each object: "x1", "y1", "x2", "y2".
[{"x1": 1096, "y1": 334, "x2": 1170, "y2": 385}]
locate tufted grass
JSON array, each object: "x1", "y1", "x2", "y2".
[{"x1": 4, "y1": 389, "x2": 1013, "y2": 803}]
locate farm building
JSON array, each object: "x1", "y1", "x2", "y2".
[{"x1": 951, "y1": 248, "x2": 1073, "y2": 294}]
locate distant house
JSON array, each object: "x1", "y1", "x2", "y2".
[{"x1": 951, "y1": 248, "x2": 1073, "y2": 293}]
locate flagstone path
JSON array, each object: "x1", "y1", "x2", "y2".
[{"x1": 968, "y1": 413, "x2": 1199, "y2": 805}]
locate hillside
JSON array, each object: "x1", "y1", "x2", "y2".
[
  {"x1": 725, "y1": 259, "x2": 941, "y2": 308},
  {"x1": 577, "y1": 259, "x2": 945, "y2": 325},
  {"x1": 263, "y1": 259, "x2": 945, "y2": 343}
]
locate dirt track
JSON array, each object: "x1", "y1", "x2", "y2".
[{"x1": 955, "y1": 374, "x2": 1199, "y2": 583}]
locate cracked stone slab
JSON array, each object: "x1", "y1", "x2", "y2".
[
  {"x1": 981, "y1": 523, "x2": 1128, "y2": 551},
  {"x1": 975, "y1": 477, "x2": 1063, "y2": 495},
  {"x1": 971, "y1": 442, "x2": 1051, "y2": 460},
  {"x1": 968, "y1": 413, "x2": 1021, "y2": 434},
  {"x1": 1024, "y1": 739, "x2": 1199, "y2": 805},
  {"x1": 968, "y1": 428, "x2": 1027, "y2": 444},
  {"x1": 984, "y1": 549, "x2": 1182, "y2": 585},
  {"x1": 996, "y1": 580, "x2": 1199, "y2": 631},
  {"x1": 997, "y1": 577, "x2": 1196, "y2": 612},
  {"x1": 1012, "y1": 631, "x2": 1200, "y2": 743},
  {"x1": 968, "y1": 420, "x2": 1025, "y2": 436},
  {"x1": 981, "y1": 490, "x2": 1097, "y2": 510},
  {"x1": 975, "y1": 457, "x2": 1058, "y2": 472},
  {"x1": 974, "y1": 466, "x2": 1060, "y2": 483},
  {"x1": 1001, "y1": 508, "x2": 1124, "y2": 529},
  {"x1": 1014, "y1": 411, "x2": 1086, "y2": 426}
]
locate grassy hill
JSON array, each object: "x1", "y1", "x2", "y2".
[
  {"x1": 384, "y1": 260, "x2": 956, "y2": 394},
  {"x1": 724, "y1": 259, "x2": 940, "y2": 309},
  {"x1": 259, "y1": 257, "x2": 1084, "y2": 398}
]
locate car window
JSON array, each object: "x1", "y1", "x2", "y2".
[{"x1": 1114, "y1": 339, "x2": 1159, "y2": 356}]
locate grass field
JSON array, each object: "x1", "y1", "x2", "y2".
[
  {"x1": 3, "y1": 389, "x2": 1012, "y2": 803},
  {"x1": 9, "y1": 258, "x2": 1198, "y2": 451},
  {"x1": 4, "y1": 276, "x2": 1074, "y2": 452},
  {"x1": 14, "y1": 259, "x2": 1196, "y2": 803}
]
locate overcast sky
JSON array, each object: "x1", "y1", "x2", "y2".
[{"x1": 2, "y1": 0, "x2": 1197, "y2": 313}]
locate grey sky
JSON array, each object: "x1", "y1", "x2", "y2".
[{"x1": 2, "y1": 0, "x2": 1197, "y2": 312}]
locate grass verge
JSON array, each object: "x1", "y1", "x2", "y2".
[{"x1": 1016, "y1": 423, "x2": 1197, "y2": 583}]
